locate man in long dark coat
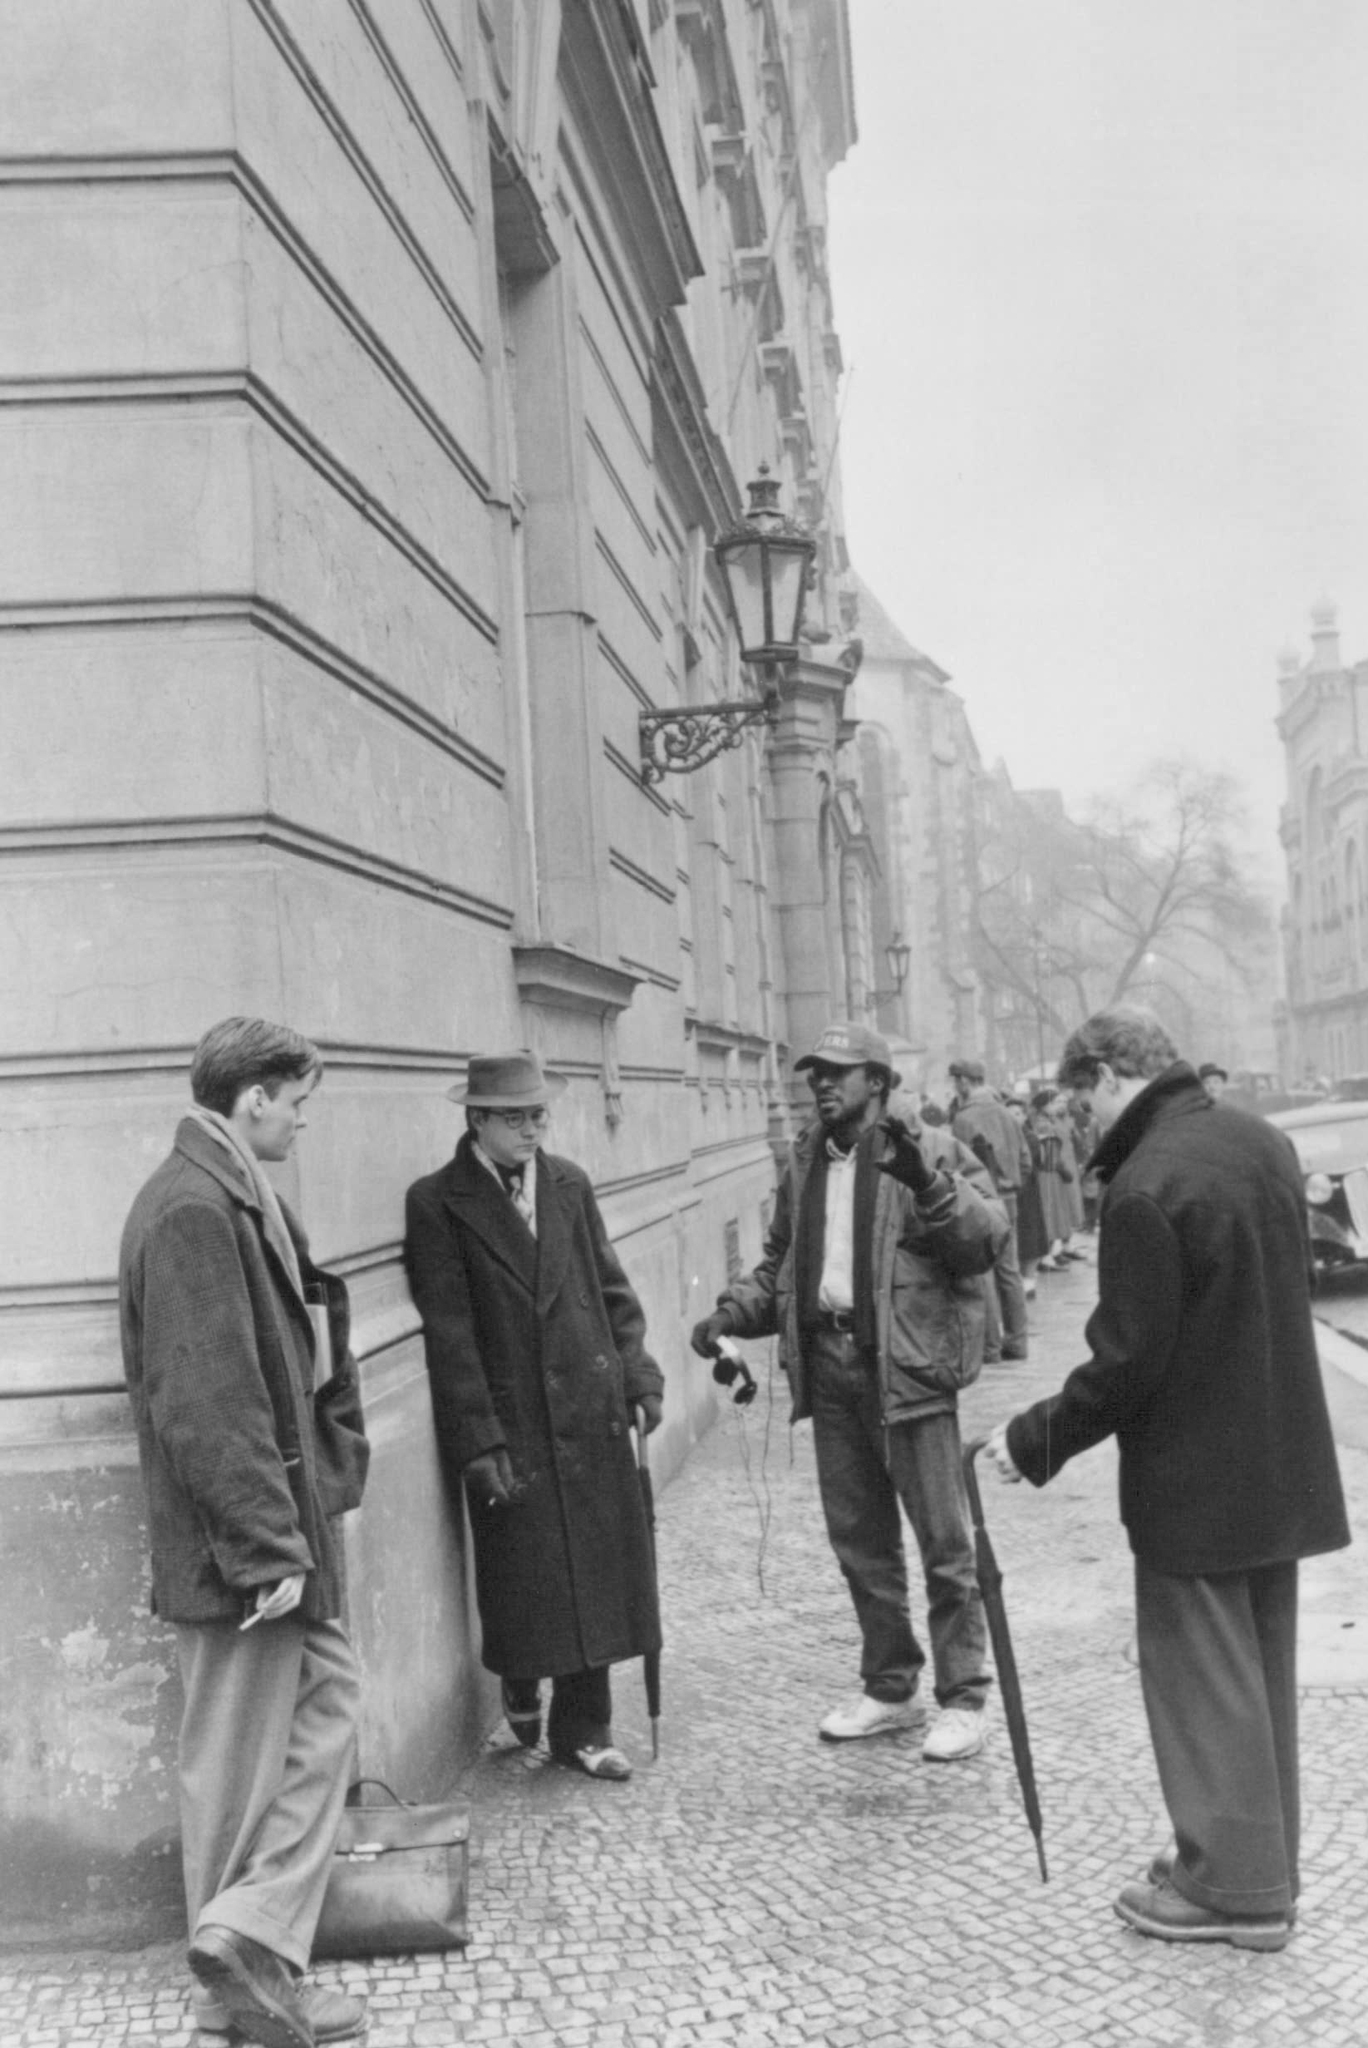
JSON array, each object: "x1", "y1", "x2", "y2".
[
  {"x1": 405, "y1": 1052, "x2": 663, "y2": 1781},
  {"x1": 986, "y1": 1007, "x2": 1349, "y2": 1952}
]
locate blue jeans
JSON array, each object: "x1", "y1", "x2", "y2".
[{"x1": 808, "y1": 1329, "x2": 989, "y2": 1711}]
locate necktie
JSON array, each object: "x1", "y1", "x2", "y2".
[{"x1": 505, "y1": 1166, "x2": 535, "y2": 1230}]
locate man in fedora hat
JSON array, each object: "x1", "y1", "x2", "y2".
[
  {"x1": 404, "y1": 1052, "x2": 663, "y2": 1780},
  {"x1": 691, "y1": 1023, "x2": 1008, "y2": 1761}
]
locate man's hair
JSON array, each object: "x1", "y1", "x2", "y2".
[
  {"x1": 190, "y1": 1017, "x2": 322, "y2": 1116},
  {"x1": 1057, "y1": 1007, "x2": 1179, "y2": 1088}
]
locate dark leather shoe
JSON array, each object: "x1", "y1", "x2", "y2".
[
  {"x1": 502, "y1": 1678, "x2": 543, "y2": 1750},
  {"x1": 195, "y1": 1983, "x2": 366, "y2": 2042},
  {"x1": 187, "y1": 1926, "x2": 315, "y2": 2048},
  {"x1": 1115, "y1": 1877, "x2": 1290, "y2": 1951},
  {"x1": 1146, "y1": 1846, "x2": 1298, "y2": 1927}
]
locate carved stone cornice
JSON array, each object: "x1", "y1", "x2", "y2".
[
  {"x1": 688, "y1": 1020, "x2": 773, "y2": 1058},
  {"x1": 1325, "y1": 758, "x2": 1368, "y2": 816},
  {"x1": 513, "y1": 943, "x2": 641, "y2": 1016},
  {"x1": 650, "y1": 307, "x2": 740, "y2": 534},
  {"x1": 765, "y1": 655, "x2": 851, "y2": 763},
  {"x1": 487, "y1": 114, "x2": 559, "y2": 277},
  {"x1": 675, "y1": 0, "x2": 745, "y2": 133},
  {"x1": 560, "y1": 0, "x2": 702, "y2": 314}
]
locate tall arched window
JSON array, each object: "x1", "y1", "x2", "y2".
[
  {"x1": 1306, "y1": 768, "x2": 1325, "y2": 971},
  {"x1": 1346, "y1": 841, "x2": 1362, "y2": 978}
]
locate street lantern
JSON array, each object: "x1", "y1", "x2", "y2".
[
  {"x1": 872, "y1": 928, "x2": 912, "y2": 1004},
  {"x1": 639, "y1": 466, "x2": 817, "y2": 784},
  {"x1": 885, "y1": 931, "x2": 911, "y2": 995},
  {"x1": 714, "y1": 465, "x2": 816, "y2": 665}
]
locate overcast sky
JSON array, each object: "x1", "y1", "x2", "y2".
[{"x1": 827, "y1": 0, "x2": 1368, "y2": 879}]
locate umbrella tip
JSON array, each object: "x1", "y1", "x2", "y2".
[
  {"x1": 1037, "y1": 1843, "x2": 1049, "y2": 1884},
  {"x1": 651, "y1": 1721, "x2": 659, "y2": 1761}
]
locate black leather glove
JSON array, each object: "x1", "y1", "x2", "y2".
[
  {"x1": 690, "y1": 1313, "x2": 732, "y2": 1359},
  {"x1": 463, "y1": 1449, "x2": 518, "y2": 1507},
  {"x1": 876, "y1": 1115, "x2": 938, "y2": 1193}
]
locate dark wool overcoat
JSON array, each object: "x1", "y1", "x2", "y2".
[
  {"x1": 1007, "y1": 1064, "x2": 1350, "y2": 1575},
  {"x1": 119, "y1": 1119, "x2": 370, "y2": 1624},
  {"x1": 404, "y1": 1137, "x2": 664, "y2": 1680}
]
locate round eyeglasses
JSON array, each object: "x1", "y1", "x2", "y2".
[{"x1": 486, "y1": 1106, "x2": 551, "y2": 1130}]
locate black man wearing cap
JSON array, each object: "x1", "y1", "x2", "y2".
[
  {"x1": 692, "y1": 1023, "x2": 1008, "y2": 1761},
  {"x1": 405, "y1": 1052, "x2": 664, "y2": 1782}
]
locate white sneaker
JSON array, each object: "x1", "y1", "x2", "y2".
[
  {"x1": 922, "y1": 1708, "x2": 986, "y2": 1761},
  {"x1": 818, "y1": 1693, "x2": 925, "y2": 1742}
]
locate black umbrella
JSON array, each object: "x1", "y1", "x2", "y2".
[
  {"x1": 634, "y1": 1405, "x2": 661, "y2": 1759},
  {"x1": 963, "y1": 1438, "x2": 1048, "y2": 1882}
]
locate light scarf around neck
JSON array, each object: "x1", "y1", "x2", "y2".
[{"x1": 187, "y1": 1106, "x2": 305, "y2": 1301}]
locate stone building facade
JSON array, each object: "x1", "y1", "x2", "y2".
[
  {"x1": 0, "y1": 0, "x2": 860, "y2": 1940},
  {"x1": 1277, "y1": 600, "x2": 1368, "y2": 1083},
  {"x1": 844, "y1": 577, "x2": 987, "y2": 1096}
]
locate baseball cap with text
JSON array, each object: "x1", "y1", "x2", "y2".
[{"x1": 794, "y1": 1023, "x2": 901, "y2": 1089}]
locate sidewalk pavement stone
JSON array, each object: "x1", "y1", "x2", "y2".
[{"x1": 4, "y1": 1246, "x2": 1368, "y2": 2043}]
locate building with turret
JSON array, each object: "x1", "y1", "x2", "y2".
[
  {"x1": 843, "y1": 576, "x2": 986, "y2": 1095},
  {"x1": 1276, "y1": 600, "x2": 1368, "y2": 1082}
]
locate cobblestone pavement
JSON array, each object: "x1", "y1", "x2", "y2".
[{"x1": 6, "y1": 1247, "x2": 1368, "y2": 2046}]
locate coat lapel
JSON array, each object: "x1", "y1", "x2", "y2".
[
  {"x1": 172, "y1": 1118, "x2": 312, "y2": 1333},
  {"x1": 534, "y1": 1156, "x2": 575, "y2": 1315},
  {"x1": 443, "y1": 1137, "x2": 539, "y2": 1291}
]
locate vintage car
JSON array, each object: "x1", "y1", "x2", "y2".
[{"x1": 1266, "y1": 1099, "x2": 1368, "y2": 1275}]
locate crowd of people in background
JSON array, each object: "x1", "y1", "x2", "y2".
[{"x1": 918, "y1": 1068, "x2": 1100, "y2": 1305}]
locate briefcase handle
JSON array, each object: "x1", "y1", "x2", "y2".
[{"x1": 345, "y1": 1776, "x2": 410, "y2": 1810}]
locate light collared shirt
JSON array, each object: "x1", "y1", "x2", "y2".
[
  {"x1": 473, "y1": 1139, "x2": 538, "y2": 1238},
  {"x1": 818, "y1": 1138, "x2": 858, "y2": 1311}
]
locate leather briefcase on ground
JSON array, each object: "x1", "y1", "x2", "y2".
[{"x1": 312, "y1": 1778, "x2": 470, "y2": 1958}]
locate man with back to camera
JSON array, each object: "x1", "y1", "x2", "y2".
[
  {"x1": 404, "y1": 1051, "x2": 663, "y2": 1781},
  {"x1": 985, "y1": 1007, "x2": 1349, "y2": 1952},
  {"x1": 119, "y1": 1019, "x2": 371, "y2": 2048},
  {"x1": 692, "y1": 1023, "x2": 1009, "y2": 1761},
  {"x1": 949, "y1": 1057, "x2": 1031, "y2": 1362}
]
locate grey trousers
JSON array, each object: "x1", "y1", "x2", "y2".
[
  {"x1": 176, "y1": 1616, "x2": 360, "y2": 1972},
  {"x1": 982, "y1": 1192, "x2": 1029, "y2": 1358},
  {"x1": 1135, "y1": 1558, "x2": 1298, "y2": 1917},
  {"x1": 808, "y1": 1328, "x2": 989, "y2": 1711}
]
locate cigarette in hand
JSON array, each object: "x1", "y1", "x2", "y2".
[{"x1": 239, "y1": 1605, "x2": 267, "y2": 1632}]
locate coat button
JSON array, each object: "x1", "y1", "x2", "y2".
[
  {"x1": 608, "y1": 1420, "x2": 622, "y2": 1438},
  {"x1": 579, "y1": 1291, "x2": 591, "y2": 1307}
]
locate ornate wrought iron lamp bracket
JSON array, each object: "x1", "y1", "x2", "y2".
[
  {"x1": 639, "y1": 688, "x2": 779, "y2": 786},
  {"x1": 638, "y1": 465, "x2": 815, "y2": 786}
]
